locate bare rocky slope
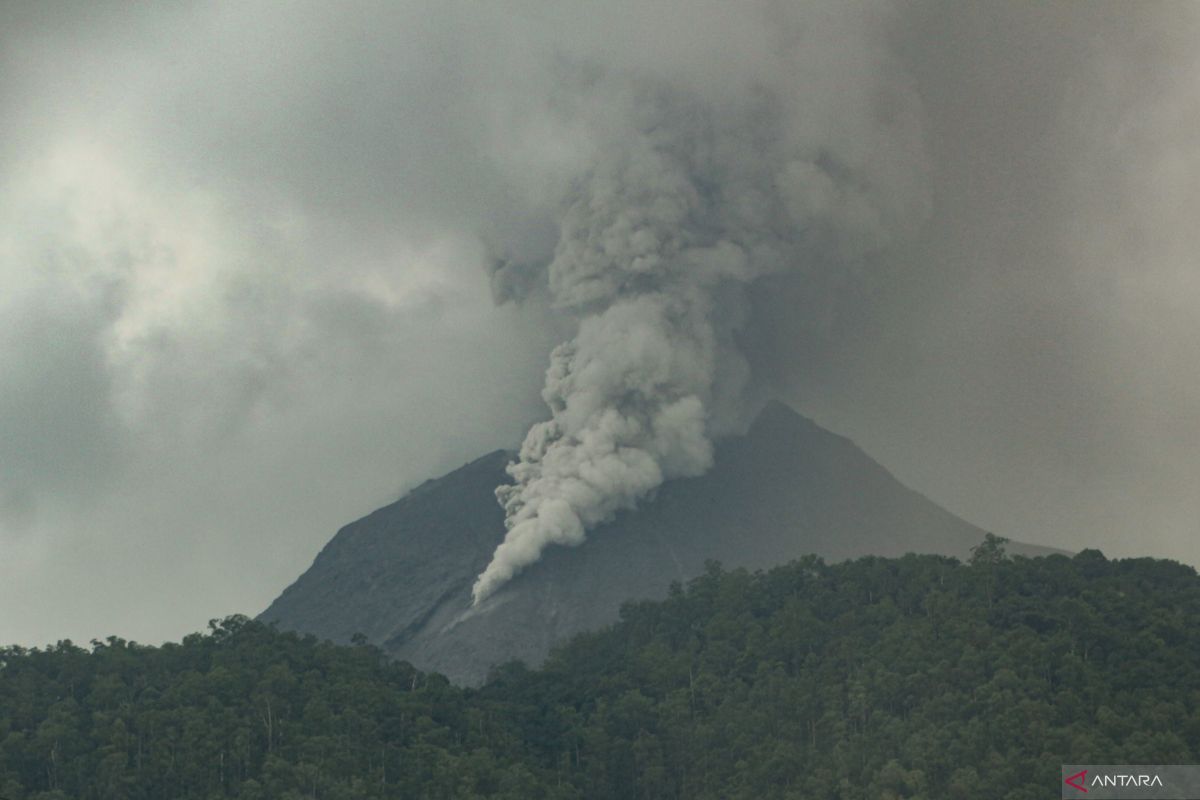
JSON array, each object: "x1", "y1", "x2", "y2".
[{"x1": 260, "y1": 402, "x2": 1062, "y2": 684}]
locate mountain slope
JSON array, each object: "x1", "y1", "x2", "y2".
[{"x1": 261, "y1": 402, "x2": 1061, "y2": 684}]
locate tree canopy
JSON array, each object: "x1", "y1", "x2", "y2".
[{"x1": 2, "y1": 544, "x2": 1198, "y2": 799}]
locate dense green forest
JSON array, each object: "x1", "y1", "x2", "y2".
[{"x1": 3, "y1": 537, "x2": 1199, "y2": 799}]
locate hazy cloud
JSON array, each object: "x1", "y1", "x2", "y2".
[{"x1": 1, "y1": 1, "x2": 1196, "y2": 645}]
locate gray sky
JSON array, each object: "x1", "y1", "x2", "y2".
[{"x1": 2, "y1": 1, "x2": 1197, "y2": 647}]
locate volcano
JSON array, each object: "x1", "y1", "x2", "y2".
[{"x1": 260, "y1": 402, "x2": 1061, "y2": 684}]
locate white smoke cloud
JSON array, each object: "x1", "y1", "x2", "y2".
[
  {"x1": 472, "y1": 5, "x2": 932, "y2": 603},
  {"x1": 2, "y1": 0, "x2": 1196, "y2": 644}
]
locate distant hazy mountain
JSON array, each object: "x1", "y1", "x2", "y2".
[{"x1": 260, "y1": 402, "x2": 1062, "y2": 684}]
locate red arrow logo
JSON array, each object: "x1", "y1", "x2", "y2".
[{"x1": 1065, "y1": 770, "x2": 1089, "y2": 793}]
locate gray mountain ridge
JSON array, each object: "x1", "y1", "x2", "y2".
[{"x1": 260, "y1": 401, "x2": 1063, "y2": 685}]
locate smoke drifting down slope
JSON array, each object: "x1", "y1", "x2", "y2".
[
  {"x1": 474, "y1": 6, "x2": 931, "y2": 603},
  {"x1": 261, "y1": 403, "x2": 1066, "y2": 685}
]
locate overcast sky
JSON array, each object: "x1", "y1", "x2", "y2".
[{"x1": 2, "y1": 1, "x2": 1197, "y2": 647}]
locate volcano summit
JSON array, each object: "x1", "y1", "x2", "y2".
[{"x1": 261, "y1": 402, "x2": 1060, "y2": 684}]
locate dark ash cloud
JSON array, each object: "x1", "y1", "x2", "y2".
[{"x1": 0, "y1": 1, "x2": 1196, "y2": 645}]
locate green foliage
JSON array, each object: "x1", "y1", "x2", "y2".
[
  {"x1": 2, "y1": 544, "x2": 1199, "y2": 798},
  {"x1": 0, "y1": 618, "x2": 573, "y2": 799},
  {"x1": 968, "y1": 533, "x2": 1009, "y2": 566}
]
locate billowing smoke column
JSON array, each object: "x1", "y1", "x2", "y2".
[{"x1": 472, "y1": 7, "x2": 930, "y2": 604}]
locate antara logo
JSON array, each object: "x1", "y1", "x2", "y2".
[
  {"x1": 1066, "y1": 769, "x2": 1166, "y2": 792},
  {"x1": 1091, "y1": 773, "x2": 1164, "y2": 788},
  {"x1": 1064, "y1": 770, "x2": 1088, "y2": 792}
]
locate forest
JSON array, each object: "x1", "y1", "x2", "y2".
[{"x1": 2, "y1": 535, "x2": 1198, "y2": 799}]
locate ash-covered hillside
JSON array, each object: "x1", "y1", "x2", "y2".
[{"x1": 261, "y1": 402, "x2": 1061, "y2": 684}]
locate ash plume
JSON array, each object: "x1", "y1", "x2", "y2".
[{"x1": 472, "y1": 5, "x2": 931, "y2": 604}]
